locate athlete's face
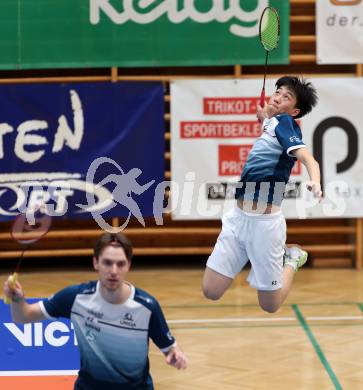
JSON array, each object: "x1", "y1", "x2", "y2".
[
  {"x1": 93, "y1": 246, "x2": 130, "y2": 292},
  {"x1": 268, "y1": 86, "x2": 300, "y2": 117}
]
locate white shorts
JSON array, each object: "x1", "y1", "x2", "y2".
[{"x1": 206, "y1": 206, "x2": 286, "y2": 291}]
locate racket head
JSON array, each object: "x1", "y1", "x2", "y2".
[
  {"x1": 11, "y1": 205, "x2": 52, "y2": 245},
  {"x1": 259, "y1": 7, "x2": 280, "y2": 52}
]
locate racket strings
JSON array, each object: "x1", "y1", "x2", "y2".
[
  {"x1": 12, "y1": 211, "x2": 51, "y2": 245},
  {"x1": 260, "y1": 9, "x2": 279, "y2": 51}
]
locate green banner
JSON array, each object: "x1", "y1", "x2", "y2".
[{"x1": 0, "y1": 0, "x2": 289, "y2": 70}]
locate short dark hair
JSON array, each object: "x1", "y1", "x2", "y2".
[
  {"x1": 275, "y1": 76, "x2": 318, "y2": 119},
  {"x1": 93, "y1": 233, "x2": 133, "y2": 262}
]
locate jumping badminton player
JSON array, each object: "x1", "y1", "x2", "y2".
[
  {"x1": 3, "y1": 233, "x2": 187, "y2": 389},
  {"x1": 202, "y1": 76, "x2": 321, "y2": 313}
]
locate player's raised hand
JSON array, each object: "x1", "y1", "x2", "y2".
[
  {"x1": 256, "y1": 102, "x2": 269, "y2": 123},
  {"x1": 165, "y1": 345, "x2": 188, "y2": 370},
  {"x1": 266, "y1": 102, "x2": 279, "y2": 118},
  {"x1": 257, "y1": 102, "x2": 279, "y2": 123},
  {"x1": 3, "y1": 275, "x2": 24, "y2": 303},
  {"x1": 306, "y1": 181, "x2": 322, "y2": 201}
]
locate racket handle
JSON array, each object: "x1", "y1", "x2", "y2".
[
  {"x1": 4, "y1": 273, "x2": 18, "y2": 305},
  {"x1": 260, "y1": 88, "x2": 265, "y2": 108}
]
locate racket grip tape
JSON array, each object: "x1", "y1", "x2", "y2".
[
  {"x1": 260, "y1": 88, "x2": 266, "y2": 108},
  {"x1": 3, "y1": 273, "x2": 19, "y2": 305}
]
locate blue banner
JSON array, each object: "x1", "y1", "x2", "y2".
[
  {"x1": 0, "y1": 299, "x2": 79, "y2": 372},
  {"x1": 0, "y1": 82, "x2": 165, "y2": 224}
]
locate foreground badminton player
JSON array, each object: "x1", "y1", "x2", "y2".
[
  {"x1": 203, "y1": 76, "x2": 321, "y2": 313},
  {"x1": 4, "y1": 233, "x2": 187, "y2": 389}
]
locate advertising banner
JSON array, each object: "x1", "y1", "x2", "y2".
[
  {"x1": 316, "y1": 0, "x2": 363, "y2": 64},
  {"x1": 0, "y1": 0, "x2": 289, "y2": 69},
  {"x1": 0, "y1": 299, "x2": 79, "y2": 374},
  {"x1": 0, "y1": 82, "x2": 165, "y2": 227},
  {"x1": 171, "y1": 78, "x2": 363, "y2": 219}
]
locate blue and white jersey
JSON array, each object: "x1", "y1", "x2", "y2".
[
  {"x1": 235, "y1": 114, "x2": 306, "y2": 205},
  {"x1": 39, "y1": 281, "x2": 175, "y2": 390}
]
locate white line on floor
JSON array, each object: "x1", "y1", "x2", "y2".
[{"x1": 168, "y1": 315, "x2": 363, "y2": 324}]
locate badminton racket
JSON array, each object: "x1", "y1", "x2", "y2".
[
  {"x1": 4, "y1": 205, "x2": 51, "y2": 304},
  {"x1": 259, "y1": 7, "x2": 280, "y2": 107}
]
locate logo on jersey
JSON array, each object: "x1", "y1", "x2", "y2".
[
  {"x1": 289, "y1": 136, "x2": 301, "y2": 143},
  {"x1": 87, "y1": 309, "x2": 104, "y2": 319},
  {"x1": 85, "y1": 316, "x2": 101, "y2": 333},
  {"x1": 120, "y1": 313, "x2": 136, "y2": 328}
]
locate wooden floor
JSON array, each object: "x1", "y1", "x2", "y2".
[{"x1": 1, "y1": 263, "x2": 363, "y2": 390}]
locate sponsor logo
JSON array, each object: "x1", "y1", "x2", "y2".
[
  {"x1": 325, "y1": 4, "x2": 363, "y2": 28},
  {"x1": 203, "y1": 97, "x2": 261, "y2": 115},
  {"x1": 120, "y1": 313, "x2": 136, "y2": 328},
  {"x1": 90, "y1": 0, "x2": 269, "y2": 38},
  {"x1": 0, "y1": 158, "x2": 155, "y2": 233},
  {"x1": 218, "y1": 145, "x2": 253, "y2": 176},
  {"x1": 85, "y1": 316, "x2": 101, "y2": 333},
  {"x1": 87, "y1": 309, "x2": 104, "y2": 319},
  {"x1": 289, "y1": 136, "x2": 301, "y2": 143},
  {"x1": 3, "y1": 321, "x2": 78, "y2": 347},
  {"x1": 180, "y1": 121, "x2": 262, "y2": 139},
  {"x1": 0, "y1": 174, "x2": 113, "y2": 217}
]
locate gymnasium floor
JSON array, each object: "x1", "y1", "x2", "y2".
[{"x1": 1, "y1": 262, "x2": 363, "y2": 390}]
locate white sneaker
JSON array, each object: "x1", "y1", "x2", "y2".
[{"x1": 284, "y1": 246, "x2": 308, "y2": 271}]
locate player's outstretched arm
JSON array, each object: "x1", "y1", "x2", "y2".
[
  {"x1": 292, "y1": 148, "x2": 322, "y2": 199},
  {"x1": 3, "y1": 276, "x2": 46, "y2": 323},
  {"x1": 165, "y1": 345, "x2": 188, "y2": 370}
]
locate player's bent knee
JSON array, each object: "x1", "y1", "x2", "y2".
[
  {"x1": 257, "y1": 291, "x2": 281, "y2": 313},
  {"x1": 202, "y1": 268, "x2": 232, "y2": 301},
  {"x1": 259, "y1": 301, "x2": 280, "y2": 313},
  {"x1": 202, "y1": 285, "x2": 223, "y2": 301}
]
